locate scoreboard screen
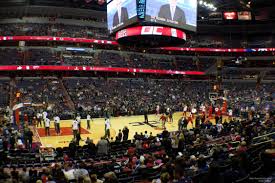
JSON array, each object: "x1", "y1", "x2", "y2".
[
  {"x1": 107, "y1": 0, "x2": 197, "y2": 33},
  {"x1": 145, "y1": 0, "x2": 197, "y2": 32},
  {"x1": 107, "y1": 0, "x2": 137, "y2": 33}
]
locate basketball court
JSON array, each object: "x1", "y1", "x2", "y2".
[{"x1": 33, "y1": 112, "x2": 229, "y2": 148}]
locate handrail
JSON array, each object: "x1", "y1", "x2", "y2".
[{"x1": 253, "y1": 132, "x2": 275, "y2": 140}]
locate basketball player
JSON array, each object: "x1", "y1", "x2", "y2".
[
  {"x1": 167, "y1": 107, "x2": 173, "y2": 123},
  {"x1": 215, "y1": 106, "x2": 220, "y2": 117},
  {"x1": 178, "y1": 116, "x2": 184, "y2": 131},
  {"x1": 156, "y1": 105, "x2": 160, "y2": 118},
  {"x1": 228, "y1": 108, "x2": 233, "y2": 120},
  {"x1": 160, "y1": 113, "x2": 167, "y2": 129},
  {"x1": 72, "y1": 119, "x2": 79, "y2": 139},
  {"x1": 54, "y1": 115, "x2": 61, "y2": 135},
  {"x1": 105, "y1": 118, "x2": 111, "y2": 139},
  {"x1": 76, "y1": 114, "x2": 81, "y2": 134},
  {"x1": 183, "y1": 105, "x2": 188, "y2": 117},
  {"x1": 144, "y1": 107, "x2": 149, "y2": 124},
  {"x1": 42, "y1": 110, "x2": 48, "y2": 127},
  {"x1": 86, "y1": 113, "x2": 92, "y2": 130},
  {"x1": 45, "y1": 117, "x2": 51, "y2": 136},
  {"x1": 36, "y1": 111, "x2": 42, "y2": 127},
  {"x1": 200, "y1": 104, "x2": 206, "y2": 115},
  {"x1": 191, "y1": 107, "x2": 197, "y2": 119}
]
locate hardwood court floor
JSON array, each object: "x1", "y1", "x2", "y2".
[{"x1": 35, "y1": 112, "x2": 227, "y2": 148}]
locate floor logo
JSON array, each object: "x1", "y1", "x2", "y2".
[{"x1": 129, "y1": 120, "x2": 160, "y2": 128}]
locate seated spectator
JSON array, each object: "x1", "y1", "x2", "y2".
[
  {"x1": 63, "y1": 163, "x2": 76, "y2": 181},
  {"x1": 97, "y1": 137, "x2": 109, "y2": 155},
  {"x1": 90, "y1": 174, "x2": 103, "y2": 183},
  {"x1": 103, "y1": 172, "x2": 118, "y2": 183}
]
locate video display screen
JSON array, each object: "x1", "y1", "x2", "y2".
[
  {"x1": 107, "y1": 0, "x2": 137, "y2": 33},
  {"x1": 223, "y1": 12, "x2": 238, "y2": 20},
  {"x1": 145, "y1": 0, "x2": 197, "y2": 32},
  {"x1": 238, "y1": 11, "x2": 252, "y2": 20}
]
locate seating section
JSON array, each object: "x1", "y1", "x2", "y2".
[
  {"x1": 0, "y1": 118, "x2": 273, "y2": 183},
  {"x1": 15, "y1": 79, "x2": 71, "y2": 115},
  {"x1": 0, "y1": 80, "x2": 10, "y2": 108},
  {"x1": 0, "y1": 48, "x2": 216, "y2": 71},
  {"x1": 64, "y1": 79, "x2": 211, "y2": 117},
  {"x1": 0, "y1": 23, "x2": 109, "y2": 39},
  {"x1": 0, "y1": 22, "x2": 274, "y2": 47},
  {"x1": 26, "y1": 49, "x2": 60, "y2": 65},
  {"x1": 0, "y1": 48, "x2": 22, "y2": 65},
  {"x1": 224, "y1": 82, "x2": 274, "y2": 111}
]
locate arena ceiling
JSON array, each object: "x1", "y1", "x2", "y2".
[
  {"x1": 1, "y1": 0, "x2": 274, "y2": 11},
  {"x1": 0, "y1": 0, "x2": 274, "y2": 22}
]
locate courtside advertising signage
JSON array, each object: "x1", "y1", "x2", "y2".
[
  {"x1": 145, "y1": 0, "x2": 197, "y2": 32},
  {"x1": 107, "y1": 0, "x2": 138, "y2": 33}
]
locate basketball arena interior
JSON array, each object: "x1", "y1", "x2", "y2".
[{"x1": 0, "y1": 0, "x2": 274, "y2": 182}]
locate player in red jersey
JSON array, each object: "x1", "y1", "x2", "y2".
[{"x1": 160, "y1": 113, "x2": 167, "y2": 129}]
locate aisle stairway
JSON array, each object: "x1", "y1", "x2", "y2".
[{"x1": 59, "y1": 78, "x2": 76, "y2": 111}]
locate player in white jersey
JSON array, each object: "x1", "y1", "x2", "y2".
[
  {"x1": 156, "y1": 105, "x2": 160, "y2": 118},
  {"x1": 183, "y1": 105, "x2": 188, "y2": 117},
  {"x1": 42, "y1": 111, "x2": 48, "y2": 127},
  {"x1": 37, "y1": 112, "x2": 42, "y2": 127},
  {"x1": 76, "y1": 114, "x2": 81, "y2": 133},
  {"x1": 86, "y1": 113, "x2": 92, "y2": 130},
  {"x1": 54, "y1": 116, "x2": 61, "y2": 135},
  {"x1": 45, "y1": 118, "x2": 51, "y2": 136},
  {"x1": 72, "y1": 119, "x2": 79, "y2": 139},
  {"x1": 105, "y1": 118, "x2": 111, "y2": 139}
]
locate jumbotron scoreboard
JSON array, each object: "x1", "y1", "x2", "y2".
[{"x1": 107, "y1": 0, "x2": 197, "y2": 46}]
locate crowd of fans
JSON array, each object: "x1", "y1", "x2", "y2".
[
  {"x1": 0, "y1": 9, "x2": 274, "y2": 183},
  {"x1": 3, "y1": 22, "x2": 275, "y2": 47},
  {"x1": 14, "y1": 79, "x2": 72, "y2": 116},
  {"x1": 0, "y1": 105, "x2": 274, "y2": 182},
  {"x1": 0, "y1": 77, "x2": 274, "y2": 183},
  {"x1": 225, "y1": 83, "x2": 274, "y2": 112},
  {"x1": 0, "y1": 21, "x2": 274, "y2": 48},
  {"x1": 0, "y1": 23, "x2": 108, "y2": 39},
  {"x1": 0, "y1": 80, "x2": 10, "y2": 108},
  {"x1": 0, "y1": 48, "x2": 216, "y2": 72},
  {"x1": 0, "y1": 77, "x2": 273, "y2": 120},
  {"x1": 64, "y1": 79, "x2": 210, "y2": 117}
]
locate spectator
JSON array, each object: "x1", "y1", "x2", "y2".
[
  {"x1": 97, "y1": 137, "x2": 109, "y2": 155},
  {"x1": 122, "y1": 126, "x2": 129, "y2": 141}
]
